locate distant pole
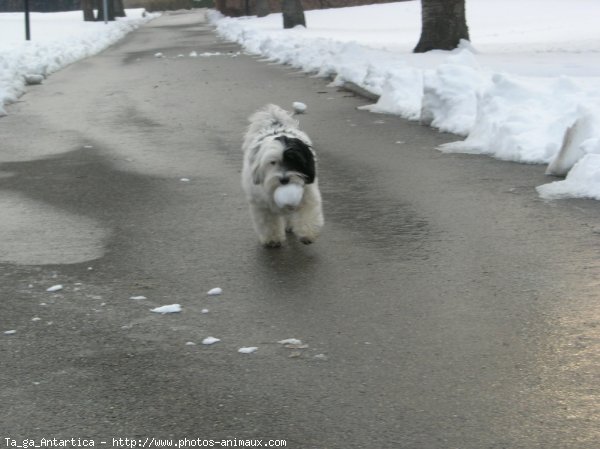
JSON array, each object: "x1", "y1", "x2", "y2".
[
  {"x1": 103, "y1": 0, "x2": 108, "y2": 23},
  {"x1": 24, "y1": 0, "x2": 31, "y2": 40}
]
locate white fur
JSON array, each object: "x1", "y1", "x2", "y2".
[{"x1": 242, "y1": 104, "x2": 324, "y2": 247}]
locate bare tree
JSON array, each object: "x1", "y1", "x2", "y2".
[
  {"x1": 256, "y1": 0, "x2": 270, "y2": 17},
  {"x1": 282, "y1": 0, "x2": 306, "y2": 28},
  {"x1": 81, "y1": 0, "x2": 95, "y2": 21},
  {"x1": 97, "y1": 0, "x2": 113, "y2": 21},
  {"x1": 114, "y1": 0, "x2": 126, "y2": 18},
  {"x1": 93, "y1": 0, "x2": 126, "y2": 21},
  {"x1": 414, "y1": 0, "x2": 469, "y2": 53}
]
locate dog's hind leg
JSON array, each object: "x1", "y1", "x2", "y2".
[{"x1": 249, "y1": 205, "x2": 286, "y2": 247}]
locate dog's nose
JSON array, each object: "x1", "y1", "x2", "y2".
[{"x1": 280, "y1": 177, "x2": 290, "y2": 185}]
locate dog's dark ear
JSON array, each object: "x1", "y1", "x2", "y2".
[
  {"x1": 283, "y1": 139, "x2": 316, "y2": 184},
  {"x1": 275, "y1": 135, "x2": 289, "y2": 147}
]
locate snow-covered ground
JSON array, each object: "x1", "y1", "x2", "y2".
[
  {"x1": 0, "y1": 9, "x2": 156, "y2": 116},
  {"x1": 209, "y1": 0, "x2": 600, "y2": 201}
]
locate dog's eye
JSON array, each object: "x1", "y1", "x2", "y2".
[{"x1": 269, "y1": 161, "x2": 277, "y2": 165}]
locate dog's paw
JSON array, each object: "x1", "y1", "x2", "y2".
[
  {"x1": 298, "y1": 236, "x2": 314, "y2": 245},
  {"x1": 264, "y1": 240, "x2": 283, "y2": 248}
]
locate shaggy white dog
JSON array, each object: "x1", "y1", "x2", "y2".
[{"x1": 241, "y1": 104, "x2": 324, "y2": 247}]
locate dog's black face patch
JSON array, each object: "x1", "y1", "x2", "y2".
[{"x1": 276, "y1": 136, "x2": 316, "y2": 184}]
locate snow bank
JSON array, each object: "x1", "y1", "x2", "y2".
[
  {"x1": 538, "y1": 154, "x2": 600, "y2": 200},
  {"x1": 0, "y1": 9, "x2": 157, "y2": 115},
  {"x1": 209, "y1": 0, "x2": 600, "y2": 200}
]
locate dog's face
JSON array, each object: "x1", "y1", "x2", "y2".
[{"x1": 251, "y1": 135, "x2": 316, "y2": 192}]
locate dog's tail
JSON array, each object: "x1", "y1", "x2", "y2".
[{"x1": 247, "y1": 104, "x2": 299, "y2": 132}]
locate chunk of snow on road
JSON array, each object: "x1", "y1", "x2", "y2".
[
  {"x1": 4, "y1": 330, "x2": 16, "y2": 335},
  {"x1": 154, "y1": 52, "x2": 164, "y2": 58},
  {"x1": 202, "y1": 337, "x2": 221, "y2": 345},
  {"x1": 189, "y1": 51, "x2": 198, "y2": 57},
  {"x1": 24, "y1": 74, "x2": 44, "y2": 85},
  {"x1": 185, "y1": 341, "x2": 196, "y2": 346},
  {"x1": 207, "y1": 287, "x2": 222, "y2": 296},
  {"x1": 278, "y1": 338, "x2": 302, "y2": 345},
  {"x1": 46, "y1": 285, "x2": 63, "y2": 293},
  {"x1": 150, "y1": 304, "x2": 182, "y2": 314},
  {"x1": 238, "y1": 347, "x2": 258, "y2": 354},
  {"x1": 201, "y1": 308, "x2": 209, "y2": 314},
  {"x1": 129, "y1": 295, "x2": 147, "y2": 300},
  {"x1": 180, "y1": 178, "x2": 190, "y2": 182},
  {"x1": 279, "y1": 338, "x2": 310, "y2": 349},
  {"x1": 292, "y1": 102, "x2": 307, "y2": 114}
]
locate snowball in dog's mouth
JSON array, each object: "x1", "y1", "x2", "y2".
[{"x1": 274, "y1": 183, "x2": 304, "y2": 209}]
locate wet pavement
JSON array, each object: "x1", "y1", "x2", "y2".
[{"x1": 1, "y1": 10, "x2": 600, "y2": 449}]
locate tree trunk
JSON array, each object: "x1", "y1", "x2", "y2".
[
  {"x1": 255, "y1": 0, "x2": 270, "y2": 17},
  {"x1": 281, "y1": 0, "x2": 306, "y2": 29},
  {"x1": 414, "y1": 0, "x2": 469, "y2": 53},
  {"x1": 114, "y1": 0, "x2": 126, "y2": 18},
  {"x1": 81, "y1": 0, "x2": 95, "y2": 21},
  {"x1": 97, "y1": 0, "x2": 116, "y2": 21}
]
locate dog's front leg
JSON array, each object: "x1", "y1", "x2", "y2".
[
  {"x1": 289, "y1": 188, "x2": 324, "y2": 245},
  {"x1": 249, "y1": 205, "x2": 286, "y2": 247}
]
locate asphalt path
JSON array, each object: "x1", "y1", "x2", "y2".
[{"x1": 2, "y1": 10, "x2": 600, "y2": 449}]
